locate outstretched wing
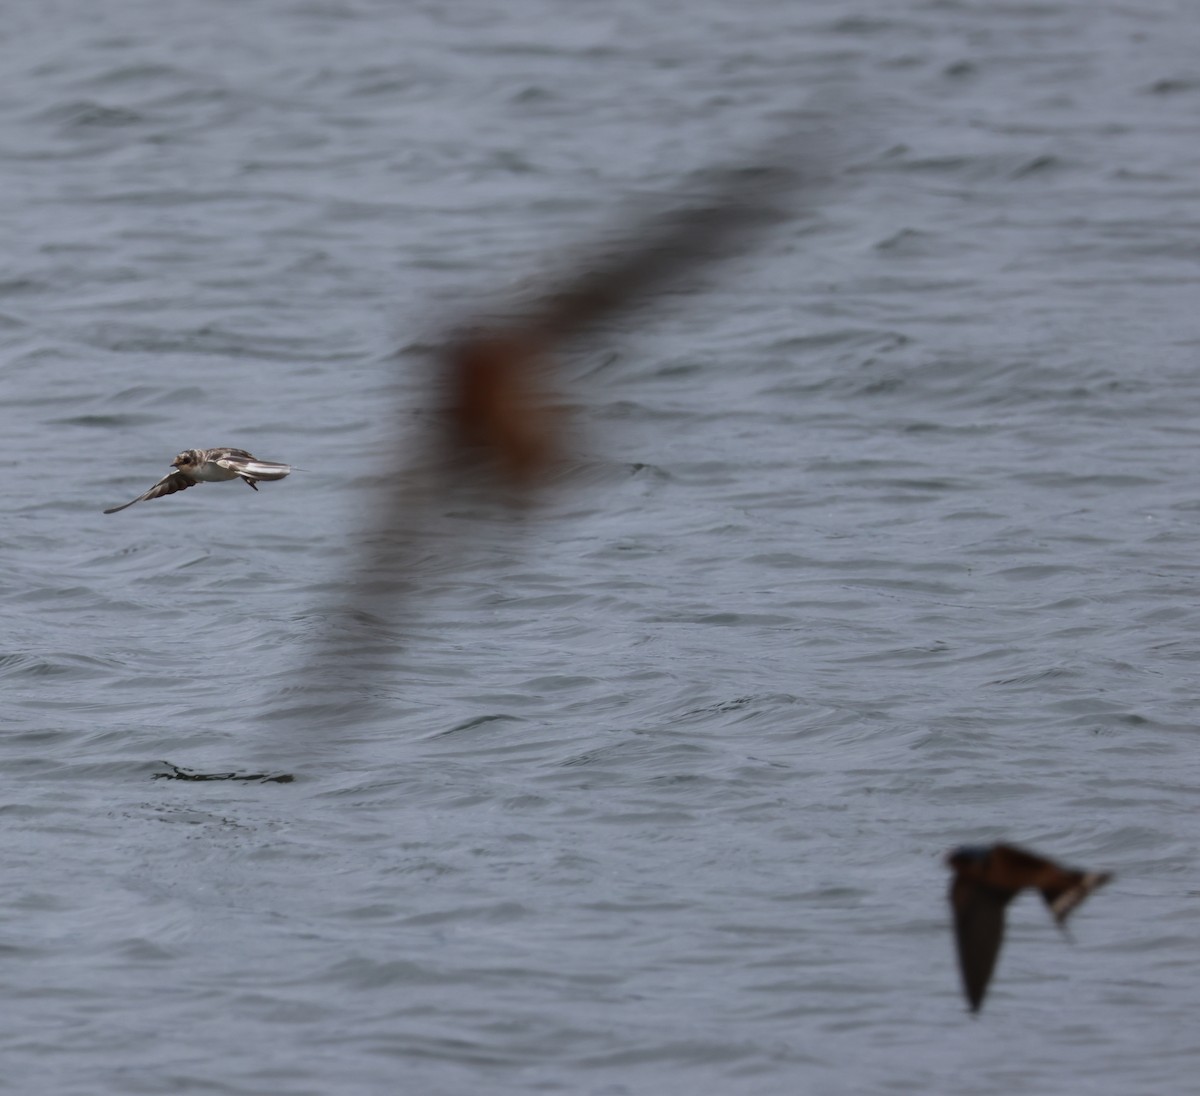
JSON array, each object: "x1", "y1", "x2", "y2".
[
  {"x1": 214, "y1": 455, "x2": 293, "y2": 481},
  {"x1": 103, "y1": 470, "x2": 197, "y2": 514},
  {"x1": 950, "y1": 877, "x2": 1010, "y2": 1013}
]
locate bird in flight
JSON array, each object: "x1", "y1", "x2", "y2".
[
  {"x1": 946, "y1": 843, "x2": 1112, "y2": 1013},
  {"x1": 103, "y1": 447, "x2": 292, "y2": 514}
]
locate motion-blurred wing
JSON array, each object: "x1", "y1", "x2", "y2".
[{"x1": 950, "y1": 876, "x2": 1009, "y2": 1013}]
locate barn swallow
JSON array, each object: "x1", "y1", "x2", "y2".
[
  {"x1": 946, "y1": 843, "x2": 1112, "y2": 1013},
  {"x1": 103, "y1": 447, "x2": 292, "y2": 513},
  {"x1": 275, "y1": 131, "x2": 820, "y2": 747}
]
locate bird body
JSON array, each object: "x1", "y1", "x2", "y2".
[
  {"x1": 104, "y1": 448, "x2": 292, "y2": 513},
  {"x1": 946, "y1": 843, "x2": 1111, "y2": 1013}
]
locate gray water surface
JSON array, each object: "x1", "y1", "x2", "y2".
[{"x1": 2, "y1": 2, "x2": 1198, "y2": 1093}]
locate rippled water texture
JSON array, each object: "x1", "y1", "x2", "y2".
[{"x1": 2, "y1": 2, "x2": 1198, "y2": 1093}]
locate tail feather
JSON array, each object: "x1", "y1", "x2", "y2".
[
  {"x1": 1046, "y1": 871, "x2": 1113, "y2": 926},
  {"x1": 238, "y1": 461, "x2": 292, "y2": 481}
]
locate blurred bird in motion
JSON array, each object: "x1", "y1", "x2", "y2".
[
  {"x1": 946, "y1": 843, "x2": 1112, "y2": 1013},
  {"x1": 104, "y1": 447, "x2": 293, "y2": 514},
  {"x1": 266, "y1": 136, "x2": 825, "y2": 757}
]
